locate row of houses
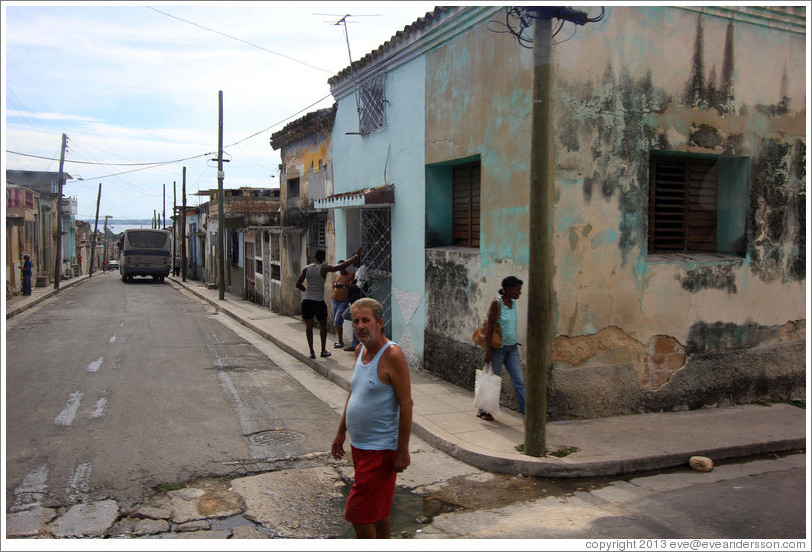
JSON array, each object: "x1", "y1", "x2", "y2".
[
  {"x1": 179, "y1": 5, "x2": 805, "y2": 421},
  {"x1": 5, "y1": 170, "x2": 116, "y2": 297}
]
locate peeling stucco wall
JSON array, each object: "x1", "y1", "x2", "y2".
[
  {"x1": 423, "y1": 6, "x2": 805, "y2": 419},
  {"x1": 549, "y1": 7, "x2": 806, "y2": 418}
]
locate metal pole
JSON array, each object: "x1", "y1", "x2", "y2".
[
  {"x1": 217, "y1": 90, "x2": 225, "y2": 300},
  {"x1": 525, "y1": 14, "x2": 554, "y2": 457}
]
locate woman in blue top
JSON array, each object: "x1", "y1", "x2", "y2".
[{"x1": 478, "y1": 276, "x2": 525, "y2": 421}]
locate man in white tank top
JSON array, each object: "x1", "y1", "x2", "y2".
[
  {"x1": 331, "y1": 298, "x2": 413, "y2": 538},
  {"x1": 295, "y1": 247, "x2": 362, "y2": 359}
]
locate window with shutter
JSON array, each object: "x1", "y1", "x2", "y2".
[
  {"x1": 649, "y1": 154, "x2": 719, "y2": 254},
  {"x1": 452, "y1": 162, "x2": 481, "y2": 248}
]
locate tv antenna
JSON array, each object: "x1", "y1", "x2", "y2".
[{"x1": 316, "y1": 13, "x2": 382, "y2": 132}]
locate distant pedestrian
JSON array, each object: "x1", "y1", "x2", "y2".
[
  {"x1": 331, "y1": 263, "x2": 356, "y2": 349},
  {"x1": 332, "y1": 298, "x2": 413, "y2": 539},
  {"x1": 21, "y1": 254, "x2": 32, "y2": 296},
  {"x1": 477, "y1": 276, "x2": 525, "y2": 421},
  {"x1": 296, "y1": 247, "x2": 362, "y2": 359}
]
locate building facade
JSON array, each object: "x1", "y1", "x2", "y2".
[{"x1": 324, "y1": 6, "x2": 806, "y2": 419}]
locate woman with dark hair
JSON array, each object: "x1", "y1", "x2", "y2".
[{"x1": 477, "y1": 276, "x2": 525, "y2": 421}]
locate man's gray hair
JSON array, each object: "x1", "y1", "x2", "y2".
[{"x1": 350, "y1": 297, "x2": 383, "y2": 321}]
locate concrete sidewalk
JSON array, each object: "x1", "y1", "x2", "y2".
[
  {"x1": 164, "y1": 277, "x2": 806, "y2": 478},
  {"x1": 5, "y1": 272, "x2": 91, "y2": 319}
]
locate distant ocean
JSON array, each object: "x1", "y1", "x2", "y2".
[{"x1": 79, "y1": 219, "x2": 166, "y2": 235}]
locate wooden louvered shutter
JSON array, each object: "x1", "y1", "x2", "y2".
[
  {"x1": 650, "y1": 156, "x2": 717, "y2": 253},
  {"x1": 685, "y1": 160, "x2": 717, "y2": 252},
  {"x1": 453, "y1": 163, "x2": 481, "y2": 247}
]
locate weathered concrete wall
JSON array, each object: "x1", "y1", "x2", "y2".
[
  {"x1": 548, "y1": 7, "x2": 806, "y2": 417},
  {"x1": 423, "y1": 12, "x2": 532, "y2": 392},
  {"x1": 424, "y1": 6, "x2": 805, "y2": 419}
]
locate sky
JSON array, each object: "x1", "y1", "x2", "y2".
[{"x1": 2, "y1": 1, "x2": 440, "y2": 222}]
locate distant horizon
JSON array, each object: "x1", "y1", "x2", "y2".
[{"x1": 78, "y1": 218, "x2": 152, "y2": 225}]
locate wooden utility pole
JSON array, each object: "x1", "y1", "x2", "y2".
[
  {"x1": 89, "y1": 183, "x2": 101, "y2": 277},
  {"x1": 525, "y1": 13, "x2": 554, "y2": 457},
  {"x1": 103, "y1": 215, "x2": 110, "y2": 268},
  {"x1": 217, "y1": 90, "x2": 225, "y2": 300},
  {"x1": 182, "y1": 167, "x2": 187, "y2": 282},
  {"x1": 173, "y1": 181, "x2": 177, "y2": 275},
  {"x1": 53, "y1": 133, "x2": 67, "y2": 290}
]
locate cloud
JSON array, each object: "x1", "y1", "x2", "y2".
[{"x1": 3, "y1": 2, "x2": 439, "y2": 218}]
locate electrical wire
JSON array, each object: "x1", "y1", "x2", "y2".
[
  {"x1": 147, "y1": 6, "x2": 335, "y2": 74},
  {"x1": 489, "y1": 6, "x2": 606, "y2": 48}
]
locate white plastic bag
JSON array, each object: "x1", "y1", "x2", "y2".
[{"x1": 474, "y1": 364, "x2": 502, "y2": 415}]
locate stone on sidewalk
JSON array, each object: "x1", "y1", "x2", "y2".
[
  {"x1": 153, "y1": 480, "x2": 243, "y2": 524},
  {"x1": 5, "y1": 507, "x2": 57, "y2": 538},
  {"x1": 108, "y1": 516, "x2": 170, "y2": 537},
  {"x1": 44, "y1": 499, "x2": 118, "y2": 538}
]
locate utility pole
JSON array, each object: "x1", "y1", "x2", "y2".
[
  {"x1": 525, "y1": 12, "x2": 555, "y2": 457},
  {"x1": 103, "y1": 215, "x2": 110, "y2": 269},
  {"x1": 89, "y1": 183, "x2": 101, "y2": 277},
  {"x1": 173, "y1": 181, "x2": 177, "y2": 276},
  {"x1": 182, "y1": 167, "x2": 187, "y2": 282},
  {"x1": 53, "y1": 133, "x2": 67, "y2": 290},
  {"x1": 217, "y1": 90, "x2": 225, "y2": 300},
  {"x1": 163, "y1": 183, "x2": 166, "y2": 231}
]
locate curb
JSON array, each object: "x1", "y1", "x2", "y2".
[
  {"x1": 165, "y1": 277, "x2": 807, "y2": 478},
  {"x1": 6, "y1": 275, "x2": 90, "y2": 319}
]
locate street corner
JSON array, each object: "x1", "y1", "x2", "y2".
[{"x1": 230, "y1": 465, "x2": 347, "y2": 538}]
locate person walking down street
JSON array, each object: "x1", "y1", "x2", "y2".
[
  {"x1": 21, "y1": 254, "x2": 33, "y2": 296},
  {"x1": 477, "y1": 276, "x2": 525, "y2": 421},
  {"x1": 331, "y1": 263, "x2": 356, "y2": 349},
  {"x1": 332, "y1": 298, "x2": 413, "y2": 539},
  {"x1": 296, "y1": 247, "x2": 362, "y2": 359}
]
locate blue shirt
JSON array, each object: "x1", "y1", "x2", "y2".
[
  {"x1": 346, "y1": 341, "x2": 399, "y2": 450},
  {"x1": 498, "y1": 297, "x2": 518, "y2": 347}
]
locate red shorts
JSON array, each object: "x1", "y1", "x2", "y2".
[{"x1": 345, "y1": 446, "x2": 398, "y2": 525}]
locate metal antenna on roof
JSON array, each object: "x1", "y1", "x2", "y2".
[{"x1": 317, "y1": 13, "x2": 382, "y2": 133}]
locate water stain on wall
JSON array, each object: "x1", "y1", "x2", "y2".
[{"x1": 678, "y1": 265, "x2": 739, "y2": 294}]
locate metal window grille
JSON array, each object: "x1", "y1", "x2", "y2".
[
  {"x1": 361, "y1": 209, "x2": 391, "y2": 274},
  {"x1": 308, "y1": 214, "x2": 327, "y2": 256},
  {"x1": 358, "y1": 73, "x2": 386, "y2": 134},
  {"x1": 361, "y1": 208, "x2": 392, "y2": 336}
]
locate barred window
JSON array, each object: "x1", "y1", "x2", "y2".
[
  {"x1": 358, "y1": 73, "x2": 386, "y2": 134},
  {"x1": 649, "y1": 152, "x2": 748, "y2": 256}
]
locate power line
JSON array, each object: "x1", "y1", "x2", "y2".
[
  {"x1": 5, "y1": 150, "x2": 181, "y2": 166},
  {"x1": 225, "y1": 93, "x2": 332, "y2": 148},
  {"x1": 6, "y1": 90, "x2": 334, "y2": 181},
  {"x1": 147, "y1": 6, "x2": 335, "y2": 74}
]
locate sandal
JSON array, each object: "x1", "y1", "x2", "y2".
[
  {"x1": 334, "y1": 342, "x2": 344, "y2": 349},
  {"x1": 309, "y1": 353, "x2": 316, "y2": 359},
  {"x1": 320, "y1": 350, "x2": 332, "y2": 358},
  {"x1": 476, "y1": 412, "x2": 495, "y2": 422}
]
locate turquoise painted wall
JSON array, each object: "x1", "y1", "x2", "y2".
[{"x1": 332, "y1": 56, "x2": 428, "y2": 364}]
